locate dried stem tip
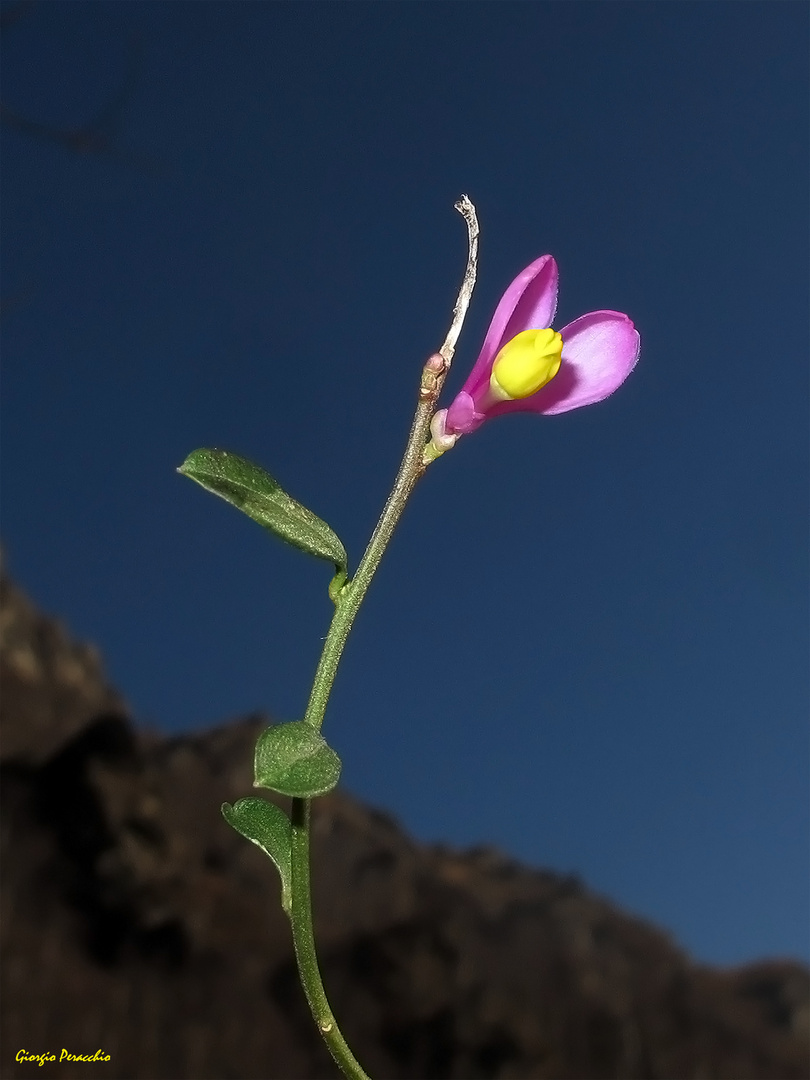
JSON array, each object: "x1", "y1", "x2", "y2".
[{"x1": 440, "y1": 195, "x2": 480, "y2": 365}]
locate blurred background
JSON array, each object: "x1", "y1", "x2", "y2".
[{"x1": 2, "y1": 0, "x2": 807, "y2": 971}]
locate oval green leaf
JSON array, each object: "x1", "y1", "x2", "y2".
[
  {"x1": 222, "y1": 797, "x2": 292, "y2": 914},
  {"x1": 178, "y1": 448, "x2": 348, "y2": 572},
  {"x1": 254, "y1": 721, "x2": 342, "y2": 798}
]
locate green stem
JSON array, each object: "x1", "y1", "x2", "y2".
[
  {"x1": 289, "y1": 798, "x2": 372, "y2": 1080},
  {"x1": 287, "y1": 394, "x2": 434, "y2": 1080},
  {"x1": 284, "y1": 195, "x2": 479, "y2": 1080},
  {"x1": 303, "y1": 395, "x2": 434, "y2": 733}
]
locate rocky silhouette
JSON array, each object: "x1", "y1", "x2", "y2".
[{"x1": 1, "y1": 571, "x2": 808, "y2": 1079}]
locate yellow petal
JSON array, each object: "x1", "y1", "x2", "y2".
[{"x1": 490, "y1": 328, "x2": 563, "y2": 400}]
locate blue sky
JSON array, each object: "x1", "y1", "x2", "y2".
[{"x1": 2, "y1": 1, "x2": 807, "y2": 968}]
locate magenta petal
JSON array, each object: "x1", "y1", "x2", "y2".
[
  {"x1": 490, "y1": 311, "x2": 640, "y2": 418},
  {"x1": 445, "y1": 391, "x2": 478, "y2": 434},
  {"x1": 461, "y1": 255, "x2": 559, "y2": 399}
]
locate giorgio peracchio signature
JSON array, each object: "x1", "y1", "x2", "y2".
[{"x1": 16, "y1": 1049, "x2": 111, "y2": 1066}]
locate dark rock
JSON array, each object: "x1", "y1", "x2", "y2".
[
  {"x1": 0, "y1": 574, "x2": 126, "y2": 766},
  {"x1": 1, "y1": 573, "x2": 808, "y2": 1079}
]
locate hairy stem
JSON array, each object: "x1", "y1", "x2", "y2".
[
  {"x1": 302, "y1": 396, "x2": 432, "y2": 732},
  {"x1": 289, "y1": 799, "x2": 372, "y2": 1080},
  {"x1": 303, "y1": 194, "x2": 479, "y2": 733},
  {"x1": 287, "y1": 195, "x2": 479, "y2": 1080}
]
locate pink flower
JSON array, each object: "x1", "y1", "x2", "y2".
[{"x1": 429, "y1": 255, "x2": 640, "y2": 455}]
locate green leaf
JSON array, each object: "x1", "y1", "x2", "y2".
[
  {"x1": 178, "y1": 448, "x2": 348, "y2": 571},
  {"x1": 222, "y1": 797, "x2": 293, "y2": 914},
  {"x1": 254, "y1": 721, "x2": 342, "y2": 798}
]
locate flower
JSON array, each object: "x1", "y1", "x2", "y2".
[{"x1": 427, "y1": 255, "x2": 640, "y2": 457}]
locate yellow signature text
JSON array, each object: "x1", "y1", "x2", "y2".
[{"x1": 16, "y1": 1049, "x2": 111, "y2": 1066}]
